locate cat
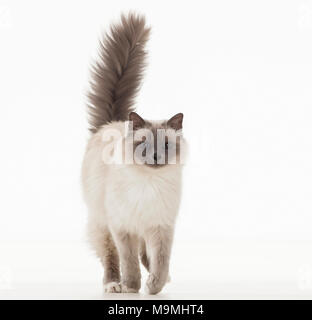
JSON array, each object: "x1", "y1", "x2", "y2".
[{"x1": 81, "y1": 13, "x2": 186, "y2": 294}]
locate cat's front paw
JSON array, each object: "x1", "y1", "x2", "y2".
[
  {"x1": 121, "y1": 283, "x2": 139, "y2": 293},
  {"x1": 145, "y1": 274, "x2": 166, "y2": 295},
  {"x1": 103, "y1": 281, "x2": 122, "y2": 293}
]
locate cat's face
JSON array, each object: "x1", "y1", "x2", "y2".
[{"x1": 127, "y1": 112, "x2": 185, "y2": 168}]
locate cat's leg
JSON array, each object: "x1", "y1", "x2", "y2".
[
  {"x1": 112, "y1": 231, "x2": 141, "y2": 293},
  {"x1": 144, "y1": 226, "x2": 173, "y2": 294},
  {"x1": 140, "y1": 237, "x2": 171, "y2": 283},
  {"x1": 88, "y1": 224, "x2": 121, "y2": 293}
]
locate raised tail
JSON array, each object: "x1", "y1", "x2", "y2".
[{"x1": 87, "y1": 13, "x2": 150, "y2": 133}]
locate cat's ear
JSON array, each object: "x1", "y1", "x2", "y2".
[
  {"x1": 129, "y1": 112, "x2": 145, "y2": 130},
  {"x1": 168, "y1": 113, "x2": 183, "y2": 130}
]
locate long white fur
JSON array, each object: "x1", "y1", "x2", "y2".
[{"x1": 82, "y1": 121, "x2": 183, "y2": 240}]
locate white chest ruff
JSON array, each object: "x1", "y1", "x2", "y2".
[{"x1": 105, "y1": 166, "x2": 181, "y2": 234}]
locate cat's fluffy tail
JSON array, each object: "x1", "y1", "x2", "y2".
[{"x1": 87, "y1": 13, "x2": 150, "y2": 133}]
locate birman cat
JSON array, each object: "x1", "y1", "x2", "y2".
[{"x1": 82, "y1": 13, "x2": 186, "y2": 294}]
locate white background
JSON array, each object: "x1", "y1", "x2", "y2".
[{"x1": 1, "y1": 0, "x2": 312, "y2": 299}]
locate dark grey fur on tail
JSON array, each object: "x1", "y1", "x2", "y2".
[{"x1": 87, "y1": 13, "x2": 150, "y2": 133}]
